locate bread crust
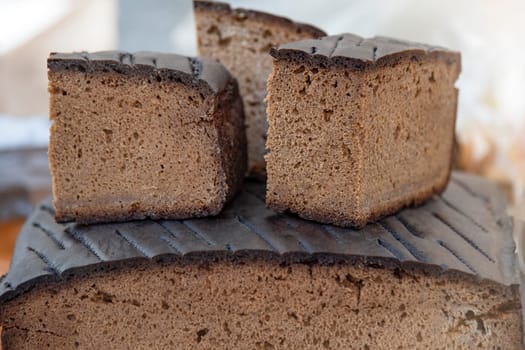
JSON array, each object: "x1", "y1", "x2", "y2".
[
  {"x1": 48, "y1": 52, "x2": 246, "y2": 224},
  {"x1": 193, "y1": 0, "x2": 326, "y2": 39},
  {"x1": 265, "y1": 34, "x2": 461, "y2": 228},
  {"x1": 1, "y1": 175, "x2": 520, "y2": 349}
]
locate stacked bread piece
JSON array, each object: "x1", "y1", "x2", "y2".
[
  {"x1": 265, "y1": 34, "x2": 460, "y2": 227},
  {"x1": 0, "y1": 1, "x2": 522, "y2": 349},
  {"x1": 48, "y1": 51, "x2": 246, "y2": 224}
]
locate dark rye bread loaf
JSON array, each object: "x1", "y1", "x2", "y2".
[
  {"x1": 48, "y1": 51, "x2": 246, "y2": 224},
  {"x1": 0, "y1": 173, "x2": 522, "y2": 349},
  {"x1": 266, "y1": 34, "x2": 461, "y2": 227},
  {"x1": 194, "y1": 1, "x2": 326, "y2": 178}
]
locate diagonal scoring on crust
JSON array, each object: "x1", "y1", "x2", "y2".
[
  {"x1": 47, "y1": 51, "x2": 232, "y2": 93},
  {"x1": 270, "y1": 33, "x2": 460, "y2": 70},
  {"x1": 0, "y1": 172, "x2": 518, "y2": 304}
]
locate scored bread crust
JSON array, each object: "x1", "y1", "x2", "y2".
[
  {"x1": 193, "y1": 1, "x2": 326, "y2": 39},
  {"x1": 0, "y1": 173, "x2": 521, "y2": 349}
]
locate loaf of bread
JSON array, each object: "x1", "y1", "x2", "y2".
[
  {"x1": 0, "y1": 173, "x2": 521, "y2": 349},
  {"x1": 266, "y1": 34, "x2": 461, "y2": 227},
  {"x1": 194, "y1": 1, "x2": 326, "y2": 178},
  {"x1": 47, "y1": 51, "x2": 246, "y2": 224}
]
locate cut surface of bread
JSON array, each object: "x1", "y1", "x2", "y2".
[
  {"x1": 48, "y1": 51, "x2": 246, "y2": 224},
  {"x1": 266, "y1": 34, "x2": 461, "y2": 227},
  {"x1": 1, "y1": 257, "x2": 521, "y2": 350},
  {"x1": 0, "y1": 173, "x2": 521, "y2": 349},
  {"x1": 194, "y1": 1, "x2": 326, "y2": 178}
]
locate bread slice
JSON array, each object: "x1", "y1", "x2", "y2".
[
  {"x1": 47, "y1": 51, "x2": 246, "y2": 224},
  {"x1": 0, "y1": 173, "x2": 522, "y2": 349},
  {"x1": 194, "y1": 1, "x2": 326, "y2": 178},
  {"x1": 266, "y1": 34, "x2": 461, "y2": 227}
]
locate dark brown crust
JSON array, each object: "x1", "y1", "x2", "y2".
[
  {"x1": 193, "y1": 1, "x2": 326, "y2": 38},
  {"x1": 270, "y1": 34, "x2": 461, "y2": 72},
  {"x1": 48, "y1": 51, "x2": 232, "y2": 94},
  {"x1": 0, "y1": 250, "x2": 518, "y2": 307}
]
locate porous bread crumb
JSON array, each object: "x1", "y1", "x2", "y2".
[
  {"x1": 266, "y1": 46, "x2": 460, "y2": 227},
  {"x1": 1, "y1": 258, "x2": 521, "y2": 349},
  {"x1": 194, "y1": 1, "x2": 326, "y2": 178},
  {"x1": 48, "y1": 54, "x2": 246, "y2": 224}
]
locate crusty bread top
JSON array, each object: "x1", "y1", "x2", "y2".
[
  {"x1": 48, "y1": 51, "x2": 232, "y2": 93},
  {"x1": 0, "y1": 172, "x2": 518, "y2": 305},
  {"x1": 194, "y1": 0, "x2": 326, "y2": 38},
  {"x1": 271, "y1": 33, "x2": 461, "y2": 71}
]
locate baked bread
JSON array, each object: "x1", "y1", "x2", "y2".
[
  {"x1": 47, "y1": 51, "x2": 246, "y2": 224},
  {"x1": 194, "y1": 1, "x2": 326, "y2": 178},
  {"x1": 0, "y1": 173, "x2": 521, "y2": 349},
  {"x1": 266, "y1": 34, "x2": 461, "y2": 227}
]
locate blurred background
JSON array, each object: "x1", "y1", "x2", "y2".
[{"x1": 1, "y1": 0, "x2": 525, "y2": 276}]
